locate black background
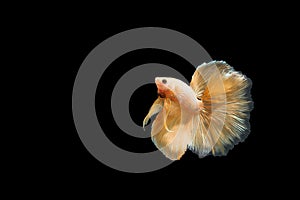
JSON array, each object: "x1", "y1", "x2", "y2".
[{"x1": 30, "y1": 7, "x2": 292, "y2": 196}]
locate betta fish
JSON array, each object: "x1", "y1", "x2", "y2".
[{"x1": 143, "y1": 61, "x2": 253, "y2": 160}]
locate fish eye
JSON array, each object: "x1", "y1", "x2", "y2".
[{"x1": 162, "y1": 79, "x2": 167, "y2": 84}]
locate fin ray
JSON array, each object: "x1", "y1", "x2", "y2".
[{"x1": 189, "y1": 61, "x2": 253, "y2": 156}]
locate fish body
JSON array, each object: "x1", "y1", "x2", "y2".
[{"x1": 143, "y1": 61, "x2": 253, "y2": 160}]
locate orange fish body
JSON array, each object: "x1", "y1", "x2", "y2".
[{"x1": 143, "y1": 61, "x2": 253, "y2": 160}]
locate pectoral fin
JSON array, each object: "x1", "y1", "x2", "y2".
[
  {"x1": 143, "y1": 97, "x2": 164, "y2": 130},
  {"x1": 151, "y1": 99, "x2": 193, "y2": 160}
]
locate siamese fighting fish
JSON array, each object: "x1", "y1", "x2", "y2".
[{"x1": 143, "y1": 61, "x2": 253, "y2": 160}]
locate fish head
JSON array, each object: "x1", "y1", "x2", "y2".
[{"x1": 155, "y1": 77, "x2": 176, "y2": 98}]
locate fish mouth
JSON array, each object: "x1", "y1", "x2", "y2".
[
  {"x1": 155, "y1": 81, "x2": 163, "y2": 88},
  {"x1": 155, "y1": 77, "x2": 161, "y2": 85},
  {"x1": 155, "y1": 77, "x2": 166, "y2": 88},
  {"x1": 155, "y1": 78, "x2": 167, "y2": 90}
]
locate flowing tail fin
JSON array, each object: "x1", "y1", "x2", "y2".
[{"x1": 189, "y1": 61, "x2": 253, "y2": 157}]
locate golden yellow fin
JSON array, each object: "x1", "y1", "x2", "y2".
[
  {"x1": 189, "y1": 61, "x2": 253, "y2": 156},
  {"x1": 148, "y1": 97, "x2": 193, "y2": 160},
  {"x1": 143, "y1": 97, "x2": 164, "y2": 130}
]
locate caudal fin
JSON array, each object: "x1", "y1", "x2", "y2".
[{"x1": 189, "y1": 61, "x2": 253, "y2": 157}]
